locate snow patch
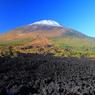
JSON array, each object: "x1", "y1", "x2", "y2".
[{"x1": 29, "y1": 20, "x2": 63, "y2": 27}]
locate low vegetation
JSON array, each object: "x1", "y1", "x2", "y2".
[
  {"x1": 0, "y1": 38, "x2": 35, "y2": 46},
  {"x1": 49, "y1": 37, "x2": 95, "y2": 49},
  {"x1": 1, "y1": 42, "x2": 95, "y2": 58},
  {"x1": 0, "y1": 34, "x2": 95, "y2": 58}
]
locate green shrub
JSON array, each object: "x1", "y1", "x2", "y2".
[
  {"x1": 13, "y1": 51, "x2": 20, "y2": 56},
  {"x1": 54, "y1": 53, "x2": 64, "y2": 56},
  {"x1": 3, "y1": 51, "x2": 9, "y2": 55},
  {"x1": 0, "y1": 51, "x2": 3, "y2": 56}
]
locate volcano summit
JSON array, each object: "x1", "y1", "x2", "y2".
[{"x1": 29, "y1": 20, "x2": 63, "y2": 27}]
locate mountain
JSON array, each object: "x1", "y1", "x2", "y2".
[
  {"x1": 0, "y1": 20, "x2": 95, "y2": 50},
  {"x1": 0, "y1": 20, "x2": 88, "y2": 40}
]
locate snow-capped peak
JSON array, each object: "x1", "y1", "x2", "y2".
[{"x1": 29, "y1": 20, "x2": 63, "y2": 27}]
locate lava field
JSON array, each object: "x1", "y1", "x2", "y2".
[{"x1": 0, "y1": 53, "x2": 95, "y2": 95}]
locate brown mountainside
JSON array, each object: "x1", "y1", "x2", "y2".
[{"x1": 0, "y1": 20, "x2": 90, "y2": 47}]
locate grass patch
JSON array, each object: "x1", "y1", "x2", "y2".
[
  {"x1": 0, "y1": 38, "x2": 35, "y2": 46},
  {"x1": 49, "y1": 37, "x2": 95, "y2": 51}
]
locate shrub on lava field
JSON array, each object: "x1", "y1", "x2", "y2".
[
  {"x1": 2, "y1": 51, "x2": 9, "y2": 55},
  {"x1": 88, "y1": 54, "x2": 95, "y2": 58},
  {"x1": 13, "y1": 51, "x2": 20, "y2": 56},
  {"x1": 0, "y1": 51, "x2": 3, "y2": 56},
  {"x1": 64, "y1": 54, "x2": 70, "y2": 57},
  {"x1": 54, "y1": 53, "x2": 64, "y2": 56}
]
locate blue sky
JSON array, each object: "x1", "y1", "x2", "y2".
[{"x1": 0, "y1": 0, "x2": 95, "y2": 37}]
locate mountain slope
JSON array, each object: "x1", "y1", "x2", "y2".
[
  {"x1": 0, "y1": 20, "x2": 95, "y2": 49},
  {"x1": 0, "y1": 20, "x2": 88, "y2": 40}
]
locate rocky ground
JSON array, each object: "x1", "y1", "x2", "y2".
[{"x1": 0, "y1": 53, "x2": 95, "y2": 95}]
